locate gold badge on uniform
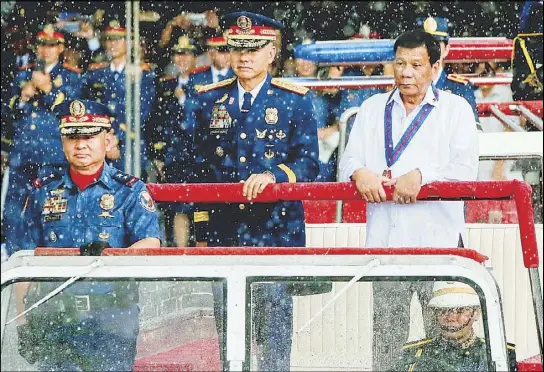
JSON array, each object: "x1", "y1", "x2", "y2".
[
  {"x1": 265, "y1": 107, "x2": 279, "y2": 125},
  {"x1": 216, "y1": 146, "x2": 224, "y2": 157},
  {"x1": 276, "y1": 130, "x2": 287, "y2": 140},
  {"x1": 49, "y1": 231, "x2": 57, "y2": 242},
  {"x1": 99, "y1": 194, "x2": 115, "y2": 218},
  {"x1": 99, "y1": 231, "x2": 110, "y2": 240},
  {"x1": 265, "y1": 145, "x2": 275, "y2": 159},
  {"x1": 256, "y1": 128, "x2": 267, "y2": 139},
  {"x1": 69, "y1": 100, "x2": 86, "y2": 116},
  {"x1": 216, "y1": 93, "x2": 229, "y2": 104},
  {"x1": 50, "y1": 188, "x2": 65, "y2": 196},
  {"x1": 53, "y1": 75, "x2": 63, "y2": 88}
]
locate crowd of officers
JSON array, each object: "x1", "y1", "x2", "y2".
[{"x1": 1, "y1": 11, "x2": 485, "y2": 249}]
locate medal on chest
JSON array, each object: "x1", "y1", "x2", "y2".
[
  {"x1": 99, "y1": 193, "x2": 115, "y2": 218},
  {"x1": 209, "y1": 103, "x2": 232, "y2": 134}
]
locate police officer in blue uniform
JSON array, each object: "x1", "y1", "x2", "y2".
[
  {"x1": 15, "y1": 99, "x2": 161, "y2": 371},
  {"x1": 416, "y1": 17, "x2": 482, "y2": 130},
  {"x1": 189, "y1": 12, "x2": 319, "y2": 371},
  {"x1": 82, "y1": 20, "x2": 157, "y2": 174},
  {"x1": 185, "y1": 35, "x2": 234, "y2": 97},
  {"x1": 4, "y1": 25, "x2": 82, "y2": 256},
  {"x1": 151, "y1": 35, "x2": 199, "y2": 247}
]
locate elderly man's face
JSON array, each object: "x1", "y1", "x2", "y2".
[
  {"x1": 435, "y1": 306, "x2": 480, "y2": 341},
  {"x1": 393, "y1": 45, "x2": 439, "y2": 98},
  {"x1": 230, "y1": 43, "x2": 276, "y2": 81},
  {"x1": 62, "y1": 131, "x2": 113, "y2": 171}
]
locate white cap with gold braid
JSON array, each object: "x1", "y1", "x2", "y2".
[{"x1": 428, "y1": 281, "x2": 481, "y2": 308}]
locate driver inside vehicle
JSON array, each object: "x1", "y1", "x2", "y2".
[{"x1": 392, "y1": 281, "x2": 518, "y2": 371}]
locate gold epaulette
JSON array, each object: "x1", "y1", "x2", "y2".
[
  {"x1": 447, "y1": 73, "x2": 469, "y2": 85},
  {"x1": 271, "y1": 78, "x2": 309, "y2": 95},
  {"x1": 88, "y1": 62, "x2": 109, "y2": 71},
  {"x1": 62, "y1": 63, "x2": 82, "y2": 74},
  {"x1": 160, "y1": 75, "x2": 177, "y2": 83},
  {"x1": 189, "y1": 65, "x2": 211, "y2": 75},
  {"x1": 402, "y1": 338, "x2": 433, "y2": 350},
  {"x1": 197, "y1": 77, "x2": 236, "y2": 94},
  {"x1": 140, "y1": 62, "x2": 155, "y2": 71}
]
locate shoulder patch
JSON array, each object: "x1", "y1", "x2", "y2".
[
  {"x1": 447, "y1": 73, "x2": 469, "y2": 85},
  {"x1": 197, "y1": 77, "x2": 236, "y2": 94},
  {"x1": 402, "y1": 338, "x2": 433, "y2": 350},
  {"x1": 161, "y1": 74, "x2": 177, "y2": 82},
  {"x1": 88, "y1": 62, "x2": 109, "y2": 71},
  {"x1": 271, "y1": 78, "x2": 309, "y2": 95},
  {"x1": 62, "y1": 63, "x2": 82, "y2": 74},
  {"x1": 112, "y1": 170, "x2": 140, "y2": 187},
  {"x1": 189, "y1": 65, "x2": 211, "y2": 75},
  {"x1": 32, "y1": 172, "x2": 61, "y2": 189}
]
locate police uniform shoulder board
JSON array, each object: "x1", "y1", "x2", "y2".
[
  {"x1": 402, "y1": 338, "x2": 433, "y2": 350},
  {"x1": 160, "y1": 74, "x2": 177, "y2": 83},
  {"x1": 62, "y1": 63, "x2": 82, "y2": 74},
  {"x1": 112, "y1": 170, "x2": 139, "y2": 187},
  {"x1": 271, "y1": 78, "x2": 309, "y2": 95},
  {"x1": 32, "y1": 172, "x2": 61, "y2": 190},
  {"x1": 447, "y1": 73, "x2": 469, "y2": 85},
  {"x1": 88, "y1": 61, "x2": 109, "y2": 71},
  {"x1": 189, "y1": 65, "x2": 211, "y2": 75},
  {"x1": 140, "y1": 62, "x2": 155, "y2": 72},
  {"x1": 197, "y1": 77, "x2": 236, "y2": 94}
]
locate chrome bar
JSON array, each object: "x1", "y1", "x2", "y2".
[
  {"x1": 124, "y1": 0, "x2": 133, "y2": 174},
  {"x1": 489, "y1": 105, "x2": 526, "y2": 132},
  {"x1": 517, "y1": 105, "x2": 543, "y2": 131},
  {"x1": 133, "y1": 1, "x2": 142, "y2": 178},
  {"x1": 335, "y1": 106, "x2": 360, "y2": 223},
  {"x1": 528, "y1": 267, "x2": 544, "y2": 363}
]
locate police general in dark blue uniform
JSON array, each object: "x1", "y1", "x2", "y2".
[
  {"x1": 15, "y1": 99, "x2": 161, "y2": 371},
  {"x1": 188, "y1": 12, "x2": 319, "y2": 371},
  {"x1": 416, "y1": 17, "x2": 482, "y2": 130},
  {"x1": 5, "y1": 25, "x2": 82, "y2": 256},
  {"x1": 82, "y1": 20, "x2": 157, "y2": 174}
]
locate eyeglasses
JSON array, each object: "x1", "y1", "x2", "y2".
[{"x1": 435, "y1": 307, "x2": 476, "y2": 316}]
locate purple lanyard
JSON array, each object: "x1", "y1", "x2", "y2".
[{"x1": 384, "y1": 86, "x2": 439, "y2": 168}]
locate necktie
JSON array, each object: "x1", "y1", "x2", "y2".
[
  {"x1": 217, "y1": 74, "x2": 226, "y2": 81},
  {"x1": 241, "y1": 92, "x2": 252, "y2": 113}
]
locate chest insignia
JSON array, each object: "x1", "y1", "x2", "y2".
[
  {"x1": 265, "y1": 107, "x2": 279, "y2": 125},
  {"x1": 49, "y1": 231, "x2": 57, "y2": 242},
  {"x1": 267, "y1": 89, "x2": 274, "y2": 95},
  {"x1": 228, "y1": 97, "x2": 235, "y2": 105},
  {"x1": 99, "y1": 193, "x2": 115, "y2": 218},
  {"x1": 209, "y1": 104, "x2": 232, "y2": 134},
  {"x1": 50, "y1": 188, "x2": 65, "y2": 196},
  {"x1": 99, "y1": 231, "x2": 110, "y2": 240},
  {"x1": 42, "y1": 197, "x2": 68, "y2": 215},
  {"x1": 276, "y1": 130, "x2": 287, "y2": 140},
  {"x1": 256, "y1": 128, "x2": 267, "y2": 139},
  {"x1": 265, "y1": 145, "x2": 275, "y2": 159},
  {"x1": 216, "y1": 93, "x2": 229, "y2": 104},
  {"x1": 53, "y1": 75, "x2": 63, "y2": 88},
  {"x1": 215, "y1": 146, "x2": 224, "y2": 157}
]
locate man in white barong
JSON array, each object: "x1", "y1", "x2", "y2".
[{"x1": 339, "y1": 29, "x2": 479, "y2": 371}]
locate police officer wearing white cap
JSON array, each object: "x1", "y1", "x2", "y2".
[{"x1": 394, "y1": 281, "x2": 517, "y2": 371}]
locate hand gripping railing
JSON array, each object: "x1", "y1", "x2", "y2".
[{"x1": 144, "y1": 180, "x2": 543, "y2": 357}]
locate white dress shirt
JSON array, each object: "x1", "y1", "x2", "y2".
[
  {"x1": 237, "y1": 76, "x2": 267, "y2": 111},
  {"x1": 339, "y1": 85, "x2": 479, "y2": 248}
]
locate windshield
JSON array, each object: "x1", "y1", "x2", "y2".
[{"x1": 1, "y1": 276, "x2": 497, "y2": 371}]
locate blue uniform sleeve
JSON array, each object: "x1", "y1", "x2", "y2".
[
  {"x1": 269, "y1": 93, "x2": 320, "y2": 183},
  {"x1": 8, "y1": 71, "x2": 33, "y2": 118},
  {"x1": 124, "y1": 182, "x2": 162, "y2": 245}
]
